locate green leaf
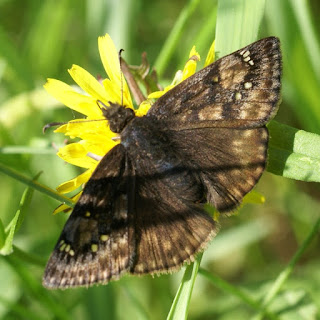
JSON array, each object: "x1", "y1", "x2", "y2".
[
  {"x1": 215, "y1": 0, "x2": 266, "y2": 57},
  {"x1": 267, "y1": 121, "x2": 320, "y2": 182},
  {"x1": 253, "y1": 218, "x2": 320, "y2": 320},
  {"x1": 24, "y1": 0, "x2": 72, "y2": 76},
  {"x1": 269, "y1": 289, "x2": 318, "y2": 320},
  {"x1": 0, "y1": 174, "x2": 39, "y2": 255},
  {"x1": 154, "y1": 0, "x2": 202, "y2": 77},
  {"x1": 166, "y1": 254, "x2": 202, "y2": 320},
  {"x1": 0, "y1": 219, "x2": 5, "y2": 248},
  {"x1": 0, "y1": 26, "x2": 35, "y2": 91},
  {"x1": 0, "y1": 205, "x2": 21, "y2": 255}
]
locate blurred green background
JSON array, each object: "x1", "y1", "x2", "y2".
[{"x1": 0, "y1": 0, "x2": 320, "y2": 319}]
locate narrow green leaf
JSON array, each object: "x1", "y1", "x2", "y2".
[
  {"x1": 198, "y1": 269, "x2": 279, "y2": 320},
  {"x1": 0, "y1": 219, "x2": 5, "y2": 248},
  {"x1": 154, "y1": 0, "x2": 202, "y2": 77},
  {"x1": 16, "y1": 172, "x2": 41, "y2": 233},
  {"x1": 0, "y1": 26, "x2": 35, "y2": 91},
  {"x1": 0, "y1": 162, "x2": 74, "y2": 207},
  {"x1": 265, "y1": 1, "x2": 320, "y2": 133},
  {"x1": 268, "y1": 289, "x2": 318, "y2": 320},
  {"x1": 0, "y1": 208, "x2": 20, "y2": 255},
  {"x1": 120, "y1": 285, "x2": 150, "y2": 320},
  {"x1": 166, "y1": 254, "x2": 202, "y2": 320},
  {"x1": 289, "y1": 0, "x2": 320, "y2": 84},
  {"x1": 195, "y1": 5, "x2": 218, "y2": 59},
  {"x1": 104, "y1": 0, "x2": 135, "y2": 55},
  {"x1": 0, "y1": 173, "x2": 39, "y2": 255},
  {"x1": 24, "y1": 0, "x2": 71, "y2": 75},
  {"x1": 0, "y1": 146, "x2": 56, "y2": 155},
  {"x1": 215, "y1": 0, "x2": 266, "y2": 57},
  {"x1": 253, "y1": 218, "x2": 320, "y2": 320},
  {"x1": 267, "y1": 121, "x2": 320, "y2": 182}
]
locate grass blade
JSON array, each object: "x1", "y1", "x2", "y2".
[
  {"x1": 154, "y1": 0, "x2": 202, "y2": 77},
  {"x1": 166, "y1": 254, "x2": 202, "y2": 320},
  {"x1": 215, "y1": 0, "x2": 266, "y2": 57}
]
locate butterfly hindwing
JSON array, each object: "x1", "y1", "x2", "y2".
[
  {"x1": 43, "y1": 144, "x2": 136, "y2": 289},
  {"x1": 147, "y1": 37, "x2": 281, "y2": 129},
  {"x1": 167, "y1": 126, "x2": 268, "y2": 212},
  {"x1": 131, "y1": 162, "x2": 217, "y2": 275}
]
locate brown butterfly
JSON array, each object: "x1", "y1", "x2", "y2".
[{"x1": 43, "y1": 37, "x2": 282, "y2": 289}]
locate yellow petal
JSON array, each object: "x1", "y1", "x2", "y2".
[
  {"x1": 68, "y1": 65, "x2": 111, "y2": 104},
  {"x1": 148, "y1": 90, "x2": 165, "y2": 99},
  {"x1": 64, "y1": 118, "x2": 109, "y2": 139},
  {"x1": 205, "y1": 39, "x2": 215, "y2": 67},
  {"x1": 53, "y1": 192, "x2": 82, "y2": 215},
  {"x1": 57, "y1": 143, "x2": 98, "y2": 168},
  {"x1": 102, "y1": 78, "x2": 133, "y2": 108},
  {"x1": 148, "y1": 85, "x2": 174, "y2": 99},
  {"x1": 81, "y1": 139, "x2": 117, "y2": 157},
  {"x1": 98, "y1": 34, "x2": 133, "y2": 107},
  {"x1": 44, "y1": 79, "x2": 101, "y2": 116},
  {"x1": 181, "y1": 46, "x2": 200, "y2": 81},
  {"x1": 98, "y1": 34, "x2": 121, "y2": 84},
  {"x1": 135, "y1": 100, "x2": 152, "y2": 117},
  {"x1": 56, "y1": 169, "x2": 93, "y2": 194},
  {"x1": 54, "y1": 123, "x2": 67, "y2": 133}
]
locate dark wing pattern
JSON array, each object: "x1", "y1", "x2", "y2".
[
  {"x1": 131, "y1": 170, "x2": 217, "y2": 276},
  {"x1": 43, "y1": 145, "x2": 136, "y2": 289},
  {"x1": 168, "y1": 127, "x2": 268, "y2": 212},
  {"x1": 147, "y1": 37, "x2": 281, "y2": 130}
]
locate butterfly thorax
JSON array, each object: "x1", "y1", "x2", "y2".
[
  {"x1": 102, "y1": 103, "x2": 135, "y2": 133},
  {"x1": 121, "y1": 116, "x2": 204, "y2": 203}
]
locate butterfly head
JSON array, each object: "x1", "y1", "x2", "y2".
[{"x1": 101, "y1": 102, "x2": 135, "y2": 134}]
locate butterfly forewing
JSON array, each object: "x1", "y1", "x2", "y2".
[
  {"x1": 147, "y1": 37, "x2": 281, "y2": 129},
  {"x1": 43, "y1": 145, "x2": 136, "y2": 288}
]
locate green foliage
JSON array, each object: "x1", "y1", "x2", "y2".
[
  {"x1": 0, "y1": 0, "x2": 319, "y2": 319},
  {"x1": 268, "y1": 121, "x2": 320, "y2": 182}
]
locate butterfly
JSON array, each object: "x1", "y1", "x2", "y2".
[{"x1": 43, "y1": 37, "x2": 282, "y2": 289}]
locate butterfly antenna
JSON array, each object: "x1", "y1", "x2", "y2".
[
  {"x1": 43, "y1": 121, "x2": 68, "y2": 133},
  {"x1": 119, "y1": 49, "x2": 125, "y2": 107}
]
